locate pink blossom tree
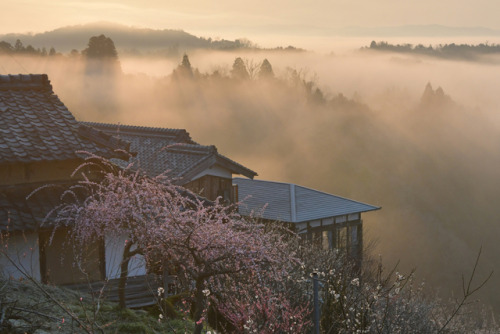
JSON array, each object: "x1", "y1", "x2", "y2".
[{"x1": 53, "y1": 154, "x2": 310, "y2": 333}]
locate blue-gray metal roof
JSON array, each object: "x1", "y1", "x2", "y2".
[{"x1": 234, "y1": 178, "x2": 380, "y2": 223}]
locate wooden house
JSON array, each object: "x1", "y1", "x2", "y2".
[
  {"x1": 82, "y1": 122, "x2": 257, "y2": 203},
  {"x1": 0, "y1": 74, "x2": 131, "y2": 286},
  {"x1": 0, "y1": 74, "x2": 257, "y2": 307}
]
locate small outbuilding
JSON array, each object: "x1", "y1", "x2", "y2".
[{"x1": 233, "y1": 178, "x2": 380, "y2": 263}]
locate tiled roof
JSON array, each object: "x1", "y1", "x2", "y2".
[
  {"x1": 234, "y1": 178, "x2": 380, "y2": 223},
  {"x1": 81, "y1": 122, "x2": 195, "y2": 145},
  {"x1": 0, "y1": 184, "x2": 67, "y2": 232},
  {"x1": 82, "y1": 122, "x2": 257, "y2": 183},
  {"x1": 0, "y1": 74, "x2": 130, "y2": 163}
]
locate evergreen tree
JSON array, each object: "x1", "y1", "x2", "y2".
[
  {"x1": 171, "y1": 54, "x2": 196, "y2": 80},
  {"x1": 82, "y1": 34, "x2": 118, "y2": 59},
  {"x1": 258, "y1": 58, "x2": 274, "y2": 79},
  {"x1": 82, "y1": 35, "x2": 121, "y2": 75},
  {"x1": 231, "y1": 57, "x2": 249, "y2": 80},
  {"x1": 14, "y1": 39, "x2": 24, "y2": 53},
  {"x1": 181, "y1": 53, "x2": 191, "y2": 69},
  {"x1": 0, "y1": 41, "x2": 13, "y2": 54},
  {"x1": 25, "y1": 45, "x2": 36, "y2": 54},
  {"x1": 173, "y1": 53, "x2": 194, "y2": 79}
]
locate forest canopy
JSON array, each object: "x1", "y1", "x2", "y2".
[{"x1": 366, "y1": 40, "x2": 500, "y2": 60}]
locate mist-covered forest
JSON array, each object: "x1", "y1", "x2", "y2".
[
  {"x1": 367, "y1": 40, "x2": 500, "y2": 61},
  {"x1": 2, "y1": 33, "x2": 500, "y2": 316}
]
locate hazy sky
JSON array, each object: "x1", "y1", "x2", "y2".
[{"x1": 3, "y1": 0, "x2": 500, "y2": 40}]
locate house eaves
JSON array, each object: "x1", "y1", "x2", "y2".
[
  {"x1": 81, "y1": 122, "x2": 195, "y2": 145},
  {"x1": 0, "y1": 183, "x2": 77, "y2": 232},
  {"x1": 167, "y1": 145, "x2": 257, "y2": 184},
  {"x1": 213, "y1": 154, "x2": 257, "y2": 180}
]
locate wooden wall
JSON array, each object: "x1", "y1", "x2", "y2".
[
  {"x1": 0, "y1": 159, "x2": 81, "y2": 186},
  {"x1": 184, "y1": 175, "x2": 234, "y2": 203}
]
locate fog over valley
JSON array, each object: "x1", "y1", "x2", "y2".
[{"x1": 2, "y1": 29, "x2": 500, "y2": 316}]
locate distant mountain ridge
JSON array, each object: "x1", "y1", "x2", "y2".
[
  {"x1": 2, "y1": 21, "x2": 497, "y2": 55},
  {"x1": 0, "y1": 22, "x2": 258, "y2": 54}
]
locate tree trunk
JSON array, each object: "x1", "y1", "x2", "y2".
[
  {"x1": 193, "y1": 278, "x2": 205, "y2": 334},
  {"x1": 118, "y1": 240, "x2": 134, "y2": 309}
]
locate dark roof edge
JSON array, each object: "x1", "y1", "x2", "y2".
[
  {"x1": 214, "y1": 155, "x2": 257, "y2": 179},
  {"x1": 179, "y1": 153, "x2": 257, "y2": 184},
  {"x1": 164, "y1": 144, "x2": 216, "y2": 155},
  {"x1": 78, "y1": 124, "x2": 133, "y2": 160},
  {"x1": 294, "y1": 206, "x2": 381, "y2": 223},
  {"x1": 0, "y1": 74, "x2": 52, "y2": 91},
  {"x1": 81, "y1": 121, "x2": 195, "y2": 144}
]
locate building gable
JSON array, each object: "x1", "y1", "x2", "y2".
[{"x1": 82, "y1": 122, "x2": 257, "y2": 184}]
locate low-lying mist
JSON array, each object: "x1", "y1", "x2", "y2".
[{"x1": 3, "y1": 47, "x2": 500, "y2": 313}]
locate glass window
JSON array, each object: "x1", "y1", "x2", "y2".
[
  {"x1": 351, "y1": 226, "x2": 358, "y2": 246},
  {"x1": 322, "y1": 230, "x2": 331, "y2": 250},
  {"x1": 337, "y1": 227, "x2": 347, "y2": 250}
]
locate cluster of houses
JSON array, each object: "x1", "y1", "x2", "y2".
[{"x1": 0, "y1": 74, "x2": 379, "y2": 307}]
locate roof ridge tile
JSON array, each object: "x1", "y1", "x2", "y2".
[
  {"x1": 81, "y1": 121, "x2": 194, "y2": 142},
  {"x1": 0, "y1": 74, "x2": 52, "y2": 91}
]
